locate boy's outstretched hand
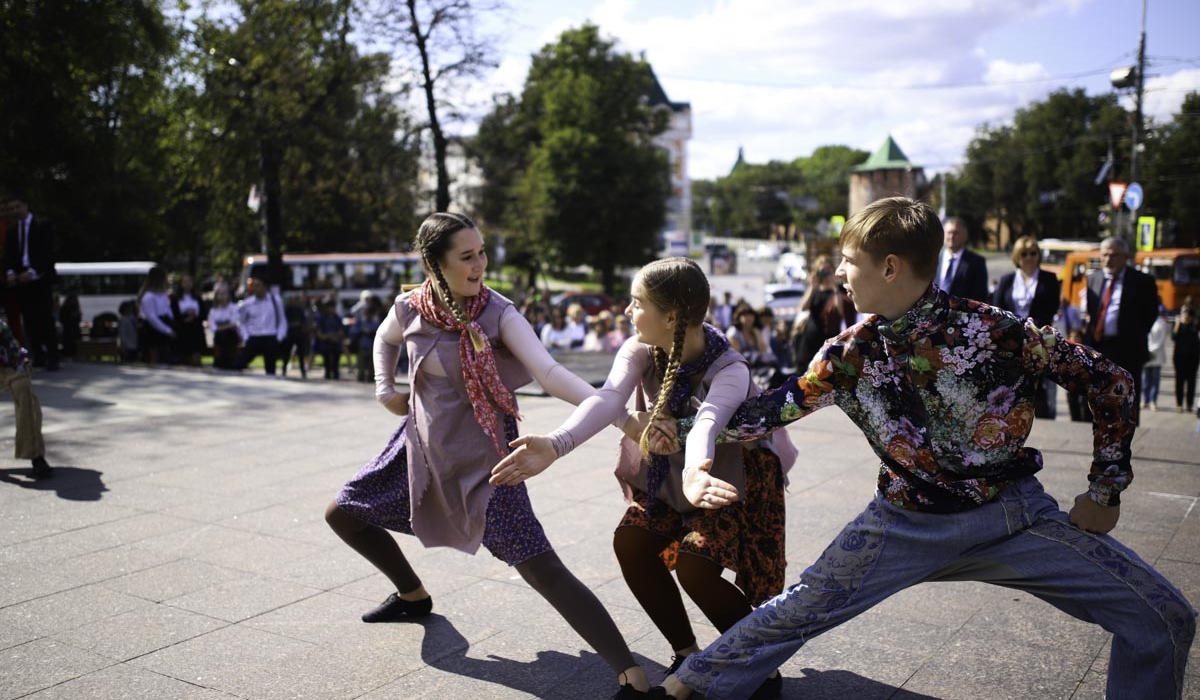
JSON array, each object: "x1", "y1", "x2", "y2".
[
  {"x1": 683, "y1": 459, "x2": 739, "y2": 509},
  {"x1": 490, "y1": 435, "x2": 556, "y2": 486},
  {"x1": 648, "y1": 418, "x2": 681, "y2": 455}
]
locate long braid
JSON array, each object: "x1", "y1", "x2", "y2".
[
  {"x1": 639, "y1": 316, "x2": 688, "y2": 457},
  {"x1": 425, "y1": 253, "x2": 486, "y2": 352}
]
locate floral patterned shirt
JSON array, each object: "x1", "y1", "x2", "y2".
[{"x1": 683, "y1": 286, "x2": 1136, "y2": 512}]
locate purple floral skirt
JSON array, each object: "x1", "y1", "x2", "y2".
[{"x1": 335, "y1": 416, "x2": 552, "y2": 565}]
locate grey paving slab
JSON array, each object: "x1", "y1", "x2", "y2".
[
  {"x1": 0, "y1": 361, "x2": 1196, "y2": 699},
  {"x1": 51, "y1": 605, "x2": 227, "y2": 662},
  {"x1": 100, "y1": 558, "x2": 248, "y2": 603},
  {"x1": 163, "y1": 575, "x2": 323, "y2": 624},
  {"x1": 0, "y1": 583, "x2": 156, "y2": 637},
  {"x1": 0, "y1": 638, "x2": 113, "y2": 700},
  {"x1": 20, "y1": 663, "x2": 238, "y2": 699}
]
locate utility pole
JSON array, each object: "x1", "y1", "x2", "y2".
[{"x1": 1130, "y1": 0, "x2": 1147, "y2": 187}]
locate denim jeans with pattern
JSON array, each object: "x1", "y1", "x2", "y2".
[{"x1": 676, "y1": 477, "x2": 1196, "y2": 700}]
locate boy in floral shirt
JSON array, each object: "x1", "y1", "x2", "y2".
[
  {"x1": 0, "y1": 317, "x2": 52, "y2": 479},
  {"x1": 650, "y1": 197, "x2": 1195, "y2": 700}
]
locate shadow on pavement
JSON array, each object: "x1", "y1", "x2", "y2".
[
  {"x1": 416, "y1": 612, "x2": 613, "y2": 697},
  {"x1": 785, "y1": 667, "x2": 945, "y2": 699},
  {"x1": 0, "y1": 465, "x2": 107, "y2": 500}
]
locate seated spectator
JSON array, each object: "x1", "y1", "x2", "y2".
[
  {"x1": 581, "y1": 311, "x2": 613, "y2": 352},
  {"x1": 564, "y1": 303, "x2": 588, "y2": 349},
  {"x1": 606, "y1": 314, "x2": 632, "y2": 352},
  {"x1": 540, "y1": 307, "x2": 573, "y2": 353}
]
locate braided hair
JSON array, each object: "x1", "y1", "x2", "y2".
[
  {"x1": 635, "y1": 257, "x2": 710, "y2": 457},
  {"x1": 415, "y1": 212, "x2": 481, "y2": 342}
]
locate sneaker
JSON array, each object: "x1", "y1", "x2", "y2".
[
  {"x1": 30, "y1": 456, "x2": 53, "y2": 480},
  {"x1": 610, "y1": 685, "x2": 647, "y2": 699},
  {"x1": 748, "y1": 672, "x2": 783, "y2": 699},
  {"x1": 361, "y1": 592, "x2": 432, "y2": 622}
]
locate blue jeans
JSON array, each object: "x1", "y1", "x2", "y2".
[
  {"x1": 676, "y1": 477, "x2": 1196, "y2": 700},
  {"x1": 1142, "y1": 365, "x2": 1162, "y2": 405}
]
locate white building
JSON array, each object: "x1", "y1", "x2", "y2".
[{"x1": 645, "y1": 69, "x2": 693, "y2": 250}]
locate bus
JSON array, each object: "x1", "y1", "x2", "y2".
[
  {"x1": 238, "y1": 252, "x2": 425, "y2": 313},
  {"x1": 1039, "y1": 238, "x2": 1100, "y2": 279},
  {"x1": 1060, "y1": 247, "x2": 1200, "y2": 314},
  {"x1": 55, "y1": 261, "x2": 155, "y2": 333}
]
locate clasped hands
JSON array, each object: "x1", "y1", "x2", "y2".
[{"x1": 488, "y1": 412, "x2": 741, "y2": 510}]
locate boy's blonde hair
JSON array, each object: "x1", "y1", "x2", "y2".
[{"x1": 839, "y1": 197, "x2": 943, "y2": 281}]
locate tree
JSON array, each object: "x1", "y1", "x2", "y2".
[
  {"x1": 511, "y1": 24, "x2": 670, "y2": 293},
  {"x1": 1143, "y1": 92, "x2": 1200, "y2": 246},
  {"x1": 365, "y1": 0, "x2": 502, "y2": 213},
  {"x1": 0, "y1": 0, "x2": 176, "y2": 260},
  {"x1": 187, "y1": 0, "x2": 418, "y2": 277}
]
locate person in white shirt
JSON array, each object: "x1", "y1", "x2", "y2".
[
  {"x1": 233, "y1": 274, "x2": 288, "y2": 375},
  {"x1": 206, "y1": 285, "x2": 240, "y2": 369},
  {"x1": 137, "y1": 266, "x2": 175, "y2": 366}
]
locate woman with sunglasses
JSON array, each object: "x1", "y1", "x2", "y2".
[{"x1": 992, "y1": 236, "x2": 1062, "y2": 417}]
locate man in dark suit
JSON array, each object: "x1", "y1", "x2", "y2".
[
  {"x1": 1085, "y1": 236, "x2": 1159, "y2": 424},
  {"x1": 3, "y1": 191, "x2": 59, "y2": 370},
  {"x1": 936, "y1": 217, "x2": 989, "y2": 302}
]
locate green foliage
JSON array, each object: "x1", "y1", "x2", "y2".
[
  {"x1": 474, "y1": 23, "x2": 670, "y2": 293},
  {"x1": 1143, "y1": 92, "x2": 1200, "y2": 244},
  {"x1": 692, "y1": 145, "x2": 866, "y2": 238},
  {"x1": 0, "y1": 0, "x2": 176, "y2": 260},
  {"x1": 182, "y1": 0, "x2": 418, "y2": 276},
  {"x1": 952, "y1": 89, "x2": 1130, "y2": 241}
]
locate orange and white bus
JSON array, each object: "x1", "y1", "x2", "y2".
[{"x1": 1060, "y1": 247, "x2": 1200, "y2": 314}]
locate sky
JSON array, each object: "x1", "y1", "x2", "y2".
[{"x1": 465, "y1": 0, "x2": 1200, "y2": 181}]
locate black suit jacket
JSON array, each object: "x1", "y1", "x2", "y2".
[
  {"x1": 4, "y1": 215, "x2": 56, "y2": 283},
  {"x1": 1084, "y1": 266, "x2": 1159, "y2": 371},
  {"x1": 943, "y1": 249, "x2": 989, "y2": 303},
  {"x1": 991, "y1": 268, "x2": 1060, "y2": 327}
]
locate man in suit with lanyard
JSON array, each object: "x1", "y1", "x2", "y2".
[
  {"x1": 233, "y1": 272, "x2": 288, "y2": 375},
  {"x1": 3, "y1": 191, "x2": 59, "y2": 371},
  {"x1": 1085, "y1": 237, "x2": 1160, "y2": 425},
  {"x1": 937, "y1": 216, "x2": 989, "y2": 303}
]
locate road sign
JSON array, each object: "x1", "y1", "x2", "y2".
[
  {"x1": 1109, "y1": 182, "x2": 1126, "y2": 209},
  {"x1": 1125, "y1": 182, "x2": 1144, "y2": 211},
  {"x1": 1137, "y1": 216, "x2": 1156, "y2": 251}
]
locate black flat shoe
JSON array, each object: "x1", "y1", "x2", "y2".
[
  {"x1": 361, "y1": 592, "x2": 432, "y2": 622},
  {"x1": 610, "y1": 684, "x2": 646, "y2": 699},
  {"x1": 30, "y1": 456, "x2": 53, "y2": 480}
]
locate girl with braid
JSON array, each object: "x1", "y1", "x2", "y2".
[
  {"x1": 490, "y1": 257, "x2": 796, "y2": 699},
  {"x1": 324, "y1": 212, "x2": 653, "y2": 699}
]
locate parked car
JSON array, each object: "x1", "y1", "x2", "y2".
[
  {"x1": 550, "y1": 291, "x2": 617, "y2": 316},
  {"x1": 764, "y1": 282, "x2": 807, "y2": 322}
]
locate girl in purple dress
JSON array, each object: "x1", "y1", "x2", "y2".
[{"x1": 323, "y1": 212, "x2": 651, "y2": 699}]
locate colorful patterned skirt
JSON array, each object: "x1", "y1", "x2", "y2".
[{"x1": 617, "y1": 444, "x2": 786, "y2": 606}]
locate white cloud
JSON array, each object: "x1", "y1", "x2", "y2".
[{"x1": 469, "y1": 0, "x2": 1196, "y2": 180}]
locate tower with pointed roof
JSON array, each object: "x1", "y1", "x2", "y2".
[{"x1": 849, "y1": 135, "x2": 928, "y2": 215}]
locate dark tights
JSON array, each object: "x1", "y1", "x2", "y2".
[
  {"x1": 324, "y1": 501, "x2": 635, "y2": 673},
  {"x1": 613, "y1": 525, "x2": 752, "y2": 651}
]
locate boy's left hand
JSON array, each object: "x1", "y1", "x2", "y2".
[{"x1": 1069, "y1": 493, "x2": 1120, "y2": 534}]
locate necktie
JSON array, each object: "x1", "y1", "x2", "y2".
[
  {"x1": 1092, "y1": 276, "x2": 1114, "y2": 342},
  {"x1": 941, "y1": 255, "x2": 956, "y2": 291}
]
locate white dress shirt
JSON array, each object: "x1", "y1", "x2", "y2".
[{"x1": 237, "y1": 293, "x2": 287, "y2": 342}]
